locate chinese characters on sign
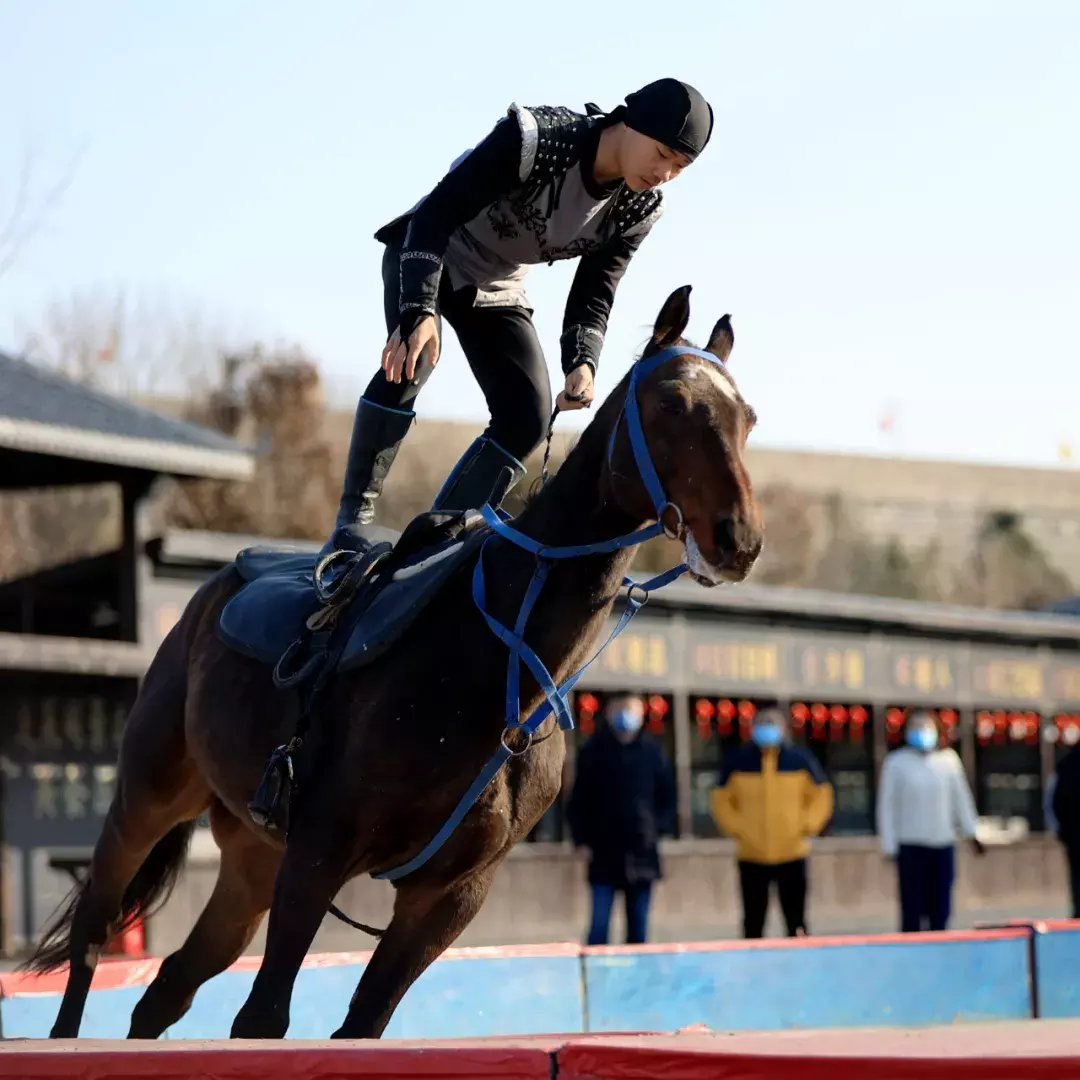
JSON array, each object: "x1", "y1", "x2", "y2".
[
  {"x1": 972, "y1": 656, "x2": 1045, "y2": 703},
  {"x1": 9, "y1": 696, "x2": 125, "y2": 760},
  {"x1": 2, "y1": 695, "x2": 128, "y2": 827},
  {"x1": 797, "y1": 641, "x2": 867, "y2": 692},
  {"x1": 887, "y1": 646, "x2": 959, "y2": 697},
  {"x1": 598, "y1": 632, "x2": 670, "y2": 678},
  {"x1": 1050, "y1": 660, "x2": 1080, "y2": 705},
  {"x1": 691, "y1": 639, "x2": 781, "y2": 686},
  {"x1": 28, "y1": 763, "x2": 117, "y2": 822}
]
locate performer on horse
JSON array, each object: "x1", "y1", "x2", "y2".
[{"x1": 322, "y1": 77, "x2": 715, "y2": 554}]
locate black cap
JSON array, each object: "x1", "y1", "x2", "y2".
[{"x1": 624, "y1": 78, "x2": 714, "y2": 161}]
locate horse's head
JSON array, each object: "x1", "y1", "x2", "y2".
[{"x1": 605, "y1": 285, "x2": 764, "y2": 585}]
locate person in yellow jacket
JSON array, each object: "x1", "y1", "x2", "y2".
[{"x1": 710, "y1": 707, "x2": 834, "y2": 938}]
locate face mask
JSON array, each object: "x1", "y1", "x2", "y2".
[
  {"x1": 751, "y1": 723, "x2": 783, "y2": 749},
  {"x1": 610, "y1": 708, "x2": 644, "y2": 738},
  {"x1": 907, "y1": 728, "x2": 938, "y2": 752}
]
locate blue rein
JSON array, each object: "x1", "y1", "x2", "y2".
[{"x1": 374, "y1": 345, "x2": 725, "y2": 881}]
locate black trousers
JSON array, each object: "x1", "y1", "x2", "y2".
[
  {"x1": 897, "y1": 844, "x2": 955, "y2": 932},
  {"x1": 738, "y1": 859, "x2": 808, "y2": 938},
  {"x1": 363, "y1": 239, "x2": 552, "y2": 463}
]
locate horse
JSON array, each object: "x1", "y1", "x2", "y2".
[{"x1": 26, "y1": 284, "x2": 764, "y2": 1040}]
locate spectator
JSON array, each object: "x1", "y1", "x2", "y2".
[
  {"x1": 1050, "y1": 742, "x2": 1080, "y2": 918},
  {"x1": 567, "y1": 693, "x2": 676, "y2": 946},
  {"x1": 877, "y1": 709, "x2": 985, "y2": 932},
  {"x1": 710, "y1": 707, "x2": 834, "y2": 938}
]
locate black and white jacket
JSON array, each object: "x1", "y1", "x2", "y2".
[{"x1": 374, "y1": 103, "x2": 664, "y2": 376}]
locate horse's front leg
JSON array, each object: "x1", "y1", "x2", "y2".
[
  {"x1": 230, "y1": 827, "x2": 352, "y2": 1039},
  {"x1": 331, "y1": 868, "x2": 495, "y2": 1039}
]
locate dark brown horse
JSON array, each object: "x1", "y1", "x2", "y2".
[{"x1": 27, "y1": 285, "x2": 763, "y2": 1040}]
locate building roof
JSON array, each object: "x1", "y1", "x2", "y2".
[
  {"x1": 650, "y1": 578, "x2": 1080, "y2": 645},
  {"x1": 147, "y1": 529, "x2": 1080, "y2": 648},
  {"x1": 0, "y1": 352, "x2": 254, "y2": 481}
]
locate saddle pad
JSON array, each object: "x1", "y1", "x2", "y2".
[
  {"x1": 221, "y1": 533, "x2": 401, "y2": 662},
  {"x1": 235, "y1": 547, "x2": 320, "y2": 584},
  {"x1": 338, "y1": 528, "x2": 487, "y2": 672}
]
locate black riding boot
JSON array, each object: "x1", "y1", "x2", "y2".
[
  {"x1": 321, "y1": 397, "x2": 415, "y2": 555},
  {"x1": 431, "y1": 435, "x2": 527, "y2": 513}
]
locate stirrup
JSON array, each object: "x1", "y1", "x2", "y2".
[{"x1": 248, "y1": 742, "x2": 297, "y2": 832}]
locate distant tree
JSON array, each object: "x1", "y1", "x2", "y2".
[{"x1": 955, "y1": 510, "x2": 1071, "y2": 610}]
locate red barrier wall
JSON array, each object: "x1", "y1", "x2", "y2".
[{"x1": 4, "y1": 1023, "x2": 1080, "y2": 1080}]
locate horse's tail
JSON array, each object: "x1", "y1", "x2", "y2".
[{"x1": 22, "y1": 820, "x2": 196, "y2": 974}]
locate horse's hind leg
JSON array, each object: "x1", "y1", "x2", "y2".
[
  {"x1": 30, "y1": 622, "x2": 210, "y2": 1038},
  {"x1": 127, "y1": 801, "x2": 281, "y2": 1038},
  {"x1": 331, "y1": 869, "x2": 495, "y2": 1039}
]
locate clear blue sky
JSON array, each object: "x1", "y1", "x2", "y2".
[{"x1": 2, "y1": 1, "x2": 1078, "y2": 467}]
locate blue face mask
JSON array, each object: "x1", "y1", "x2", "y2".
[
  {"x1": 907, "y1": 727, "x2": 938, "y2": 752},
  {"x1": 751, "y1": 723, "x2": 783, "y2": 749},
  {"x1": 610, "y1": 708, "x2": 644, "y2": 737}
]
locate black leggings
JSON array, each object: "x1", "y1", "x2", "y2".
[{"x1": 362, "y1": 241, "x2": 552, "y2": 462}]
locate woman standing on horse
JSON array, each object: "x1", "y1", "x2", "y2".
[{"x1": 323, "y1": 77, "x2": 715, "y2": 553}]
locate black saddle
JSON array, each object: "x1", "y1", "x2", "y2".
[{"x1": 217, "y1": 509, "x2": 488, "y2": 677}]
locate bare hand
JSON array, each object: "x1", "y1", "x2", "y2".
[
  {"x1": 382, "y1": 316, "x2": 440, "y2": 383},
  {"x1": 556, "y1": 364, "x2": 595, "y2": 411}
]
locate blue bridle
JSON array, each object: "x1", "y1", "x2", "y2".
[{"x1": 374, "y1": 344, "x2": 729, "y2": 881}]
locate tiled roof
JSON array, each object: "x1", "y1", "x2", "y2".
[{"x1": 0, "y1": 352, "x2": 253, "y2": 480}]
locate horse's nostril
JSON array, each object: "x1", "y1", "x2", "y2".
[{"x1": 713, "y1": 515, "x2": 737, "y2": 552}]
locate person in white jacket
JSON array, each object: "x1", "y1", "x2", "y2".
[{"x1": 876, "y1": 710, "x2": 985, "y2": 931}]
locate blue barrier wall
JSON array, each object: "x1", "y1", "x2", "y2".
[
  {"x1": 1035, "y1": 922, "x2": 1080, "y2": 1020},
  {"x1": 582, "y1": 933, "x2": 1032, "y2": 1033},
  {"x1": 7, "y1": 928, "x2": 1074, "y2": 1040},
  {"x1": 1, "y1": 952, "x2": 585, "y2": 1040}
]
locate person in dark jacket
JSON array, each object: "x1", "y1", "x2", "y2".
[
  {"x1": 567, "y1": 693, "x2": 677, "y2": 945},
  {"x1": 320, "y1": 77, "x2": 714, "y2": 554},
  {"x1": 1051, "y1": 742, "x2": 1080, "y2": 917}
]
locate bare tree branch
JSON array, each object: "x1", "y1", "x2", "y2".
[{"x1": 0, "y1": 141, "x2": 85, "y2": 280}]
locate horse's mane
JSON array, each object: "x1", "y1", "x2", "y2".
[{"x1": 515, "y1": 334, "x2": 703, "y2": 511}]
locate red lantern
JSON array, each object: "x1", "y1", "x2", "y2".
[
  {"x1": 847, "y1": 705, "x2": 867, "y2": 744},
  {"x1": 694, "y1": 698, "x2": 716, "y2": 741},
  {"x1": 1023, "y1": 712, "x2": 1039, "y2": 746},
  {"x1": 646, "y1": 694, "x2": 668, "y2": 734},
  {"x1": 717, "y1": 698, "x2": 735, "y2": 738},
  {"x1": 791, "y1": 702, "x2": 809, "y2": 731},
  {"x1": 576, "y1": 692, "x2": 599, "y2": 735},
  {"x1": 736, "y1": 700, "x2": 755, "y2": 740}
]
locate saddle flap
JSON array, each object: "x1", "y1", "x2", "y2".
[{"x1": 337, "y1": 527, "x2": 488, "y2": 673}]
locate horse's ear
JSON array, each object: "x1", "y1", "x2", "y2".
[
  {"x1": 706, "y1": 314, "x2": 734, "y2": 364},
  {"x1": 651, "y1": 285, "x2": 692, "y2": 348}
]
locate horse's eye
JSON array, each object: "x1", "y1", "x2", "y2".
[{"x1": 659, "y1": 395, "x2": 687, "y2": 416}]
